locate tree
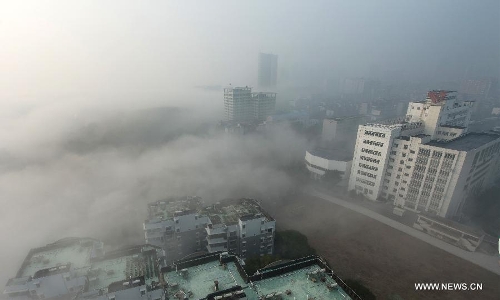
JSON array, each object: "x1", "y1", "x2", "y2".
[
  {"x1": 244, "y1": 230, "x2": 317, "y2": 275},
  {"x1": 274, "y1": 230, "x2": 316, "y2": 259},
  {"x1": 244, "y1": 255, "x2": 279, "y2": 275}
]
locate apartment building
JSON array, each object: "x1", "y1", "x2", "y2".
[
  {"x1": 144, "y1": 196, "x2": 210, "y2": 263},
  {"x1": 224, "y1": 87, "x2": 253, "y2": 122},
  {"x1": 349, "y1": 90, "x2": 500, "y2": 219},
  {"x1": 252, "y1": 92, "x2": 277, "y2": 121},
  {"x1": 144, "y1": 197, "x2": 276, "y2": 263},
  {"x1": 224, "y1": 87, "x2": 277, "y2": 123}
]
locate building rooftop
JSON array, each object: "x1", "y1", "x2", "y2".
[
  {"x1": 147, "y1": 196, "x2": 203, "y2": 220},
  {"x1": 250, "y1": 264, "x2": 350, "y2": 300},
  {"x1": 427, "y1": 133, "x2": 500, "y2": 151},
  {"x1": 308, "y1": 148, "x2": 353, "y2": 162},
  {"x1": 145, "y1": 198, "x2": 273, "y2": 227},
  {"x1": 163, "y1": 259, "x2": 247, "y2": 299},
  {"x1": 5, "y1": 238, "x2": 165, "y2": 300},
  {"x1": 418, "y1": 214, "x2": 484, "y2": 238},
  {"x1": 161, "y1": 253, "x2": 360, "y2": 300},
  {"x1": 15, "y1": 237, "x2": 102, "y2": 279},
  {"x1": 88, "y1": 245, "x2": 161, "y2": 293},
  {"x1": 202, "y1": 198, "x2": 274, "y2": 225}
]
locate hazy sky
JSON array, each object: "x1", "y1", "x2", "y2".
[
  {"x1": 0, "y1": 0, "x2": 499, "y2": 289},
  {"x1": 1, "y1": 0, "x2": 498, "y2": 106}
]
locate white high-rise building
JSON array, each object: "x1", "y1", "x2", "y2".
[
  {"x1": 224, "y1": 86, "x2": 253, "y2": 122},
  {"x1": 224, "y1": 87, "x2": 276, "y2": 122},
  {"x1": 349, "y1": 91, "x2": 500, "y2": 218}
]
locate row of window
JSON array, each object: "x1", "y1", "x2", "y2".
[
  {"x1": 436, "y1": 130, "x2": 458, "y2": 137},
  {"x1": 359, "y1": 162, "x2": 378, "y2": 171},
  {"x1": 355, "y1": 177, "x2": 375, "y2": 186},
  {"x1": 364, "y1": 130, "x2": 386, "y2": 138},
  {"x1": 472, "y1": 141, "x2": 500, "y2": 166},
  {"x1": 360, "y1": 155, "x2": 380, "y2": 164},
  {"x1": 361, "y1": 148, "x2": 382, "y2": 156},
  {"x1": 363, "y1": 139, "x2": 384, "y2": 147},
  {"x1": 357, "y1": 169, "x2": 377, "y2": 179}
]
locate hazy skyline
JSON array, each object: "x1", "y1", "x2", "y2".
[
  {"x1": 1, "y1": 0, "x2": 499, "y2": 294},
  {"x1": 1, "y1": 1, "x2": 498, "y2": 105}
]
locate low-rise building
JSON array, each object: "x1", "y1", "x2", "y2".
[
  {"x1": 4, "y1": 240, "x2": 360, "y2": 300},
  {"x1": 413, "y1": 215, "x2": 485, "y2": 252},
  {"x1": 305, "y1": 148, "x2": 352, "y2": 183},
  {"x1": 161, "y1": 252, "x2": 361, "y2": 300},
  {"x1": 3, "y1": 238, "x2": 166, "y2": 300},
  {"x1": 144, "y1": 198, "x2": 276, "y2": 263}
]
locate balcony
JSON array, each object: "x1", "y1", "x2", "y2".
[
  {"x1": 206, "y1": 244, "x2": 227, "y2": 253},
  {"x1": 206, "y1": 237, "x2": 227, "y2": 245}
]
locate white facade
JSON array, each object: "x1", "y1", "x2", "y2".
[
  {"x1": 224, "y1": 87, "x2": 276, "y2": 122},
  {"x1": 252, "y1": 92, "x2": 277, "y2": 121},
  {"x1": 305, "y1": 150, "x2": 352, "y2": 180},
  {"x1": 348, "y1": 124, "x2": 406, "y2": 200},
  {"x1": 349, "y1": 91, "x2": 500, "y2": 218},
  {"x1": 224, "y1": 87, "x2": 253, "y2": 122}
]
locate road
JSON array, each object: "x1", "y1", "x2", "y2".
[{"x1": 306, "y1": 188, "x2": 500, "y2": 276}]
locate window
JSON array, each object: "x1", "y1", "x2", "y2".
[{"x1": 242, "y1": 224, "x2": 246, "y2": 229}]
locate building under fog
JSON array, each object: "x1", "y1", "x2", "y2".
[
  {"x1": 4, "y1": 241, "x2": 360, "y2": 300},
  {"x1": 224, "y1": 87, "x2": 276, "y2": 123},
  {"x1": 144, "y1": 197, "x2": 276, "y2": 263},
  {"x1": 258, "y1": 52, "x2": 278, "y2": 88},
  {"x1": 3, "y1": 238, "x2": 167, "y2": 300},
  {"x1": 304, "y1": 116, "x2": 366, "y2": 182},
  {"x1": 348, "y1": 90, "x2": 500, "y2": 219}
]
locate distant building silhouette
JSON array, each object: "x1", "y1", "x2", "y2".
[{"x1": 258, "y1": 53, "x2": 278, "y2": 88}]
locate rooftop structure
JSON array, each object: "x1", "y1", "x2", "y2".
[
  {"x1": 427, "y1": 132, "x2": 500, "y2": 151},
  {"x1": 4, "y1": 238, "x2": 166, "y2": 300},
  {"x1": 161, "y1": 252, "x2": 361, "y2": 300},
  {"x1": 146, "y1": 196, "x2": 203, "y2": 221}
]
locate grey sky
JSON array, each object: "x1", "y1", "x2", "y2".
[{"x1": 1, "y1": 0, "x2": 498, "y2": 105}]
